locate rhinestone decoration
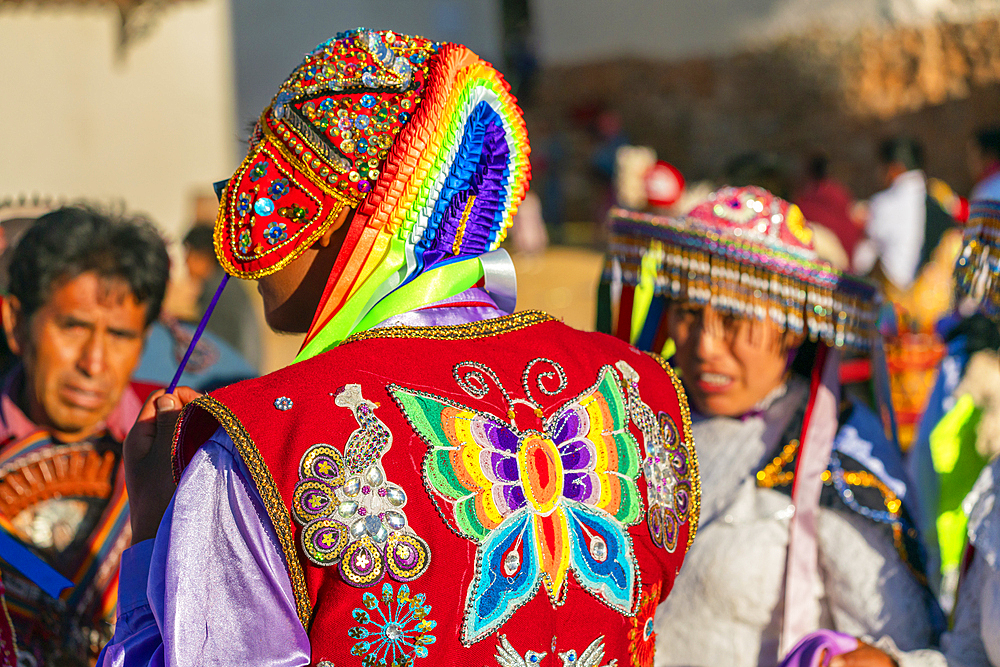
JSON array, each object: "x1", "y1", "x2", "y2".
[
  {"x1": 274, "y1": 396, "x2": 294, "y2": 411},
  {"x1": 616, "y1": 361, "x2": 693, "y2": 553},
  {"x1": 291, "y1": 384, "x2": 430, "y2": 586},
  {"x1": 347, "y1": 582, "x2": 436, "y2": 665},
  {"x1": 264, "y1": 220, "x2": 288, "y2": 245}
]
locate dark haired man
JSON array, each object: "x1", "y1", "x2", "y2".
[{"x1": 0, "y1": 206, "x2": 169, "y2": 666}]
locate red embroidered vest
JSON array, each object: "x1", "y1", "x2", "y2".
[{"x1": 174, "y1": 312, "x2": 700, "y2": 667}]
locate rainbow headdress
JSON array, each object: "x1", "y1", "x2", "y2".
[
  {"x1": 214, "y1": 28, "x2": 530, "y2": 359},
  {"x1": 956, "y1": 199, "x2": 1000, "y2": 321},
  {"x1": 600, "y1": 186, "x2": 880, "y2": 352}
]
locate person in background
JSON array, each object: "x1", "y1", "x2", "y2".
[
  {"x1": 789, "y1": 200, "x2": 1000, "y2": 667},
  {"x1": 601, "y1": 187, "x2": 938, "y2": 667},
  {"x1": 182, "y1": 224, "x2": 261, "y2": 372},
  {"x1": 795, "y1": 152, "x2": 862, "y2": 269},
  {"x1": 854, "y1": 138, "x2": 953, "y2": 296},
  {"x1": 99, "y1": 28, "x2": 697, "y2": 666},
  {"x1": 969, "y1": 127, "x2": 1000, "y2": 203},
  {"x1": 0, "y1": 206, "x2": 168, "y2": 666}
]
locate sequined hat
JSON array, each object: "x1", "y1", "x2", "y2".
[
  {"x1": 955, "y1": 199, "x2": 1000, "y2": 320},
  {"x1": 604, "y1": 186, "x2": 879, "y2": 351},
  {"x1": 216, "y1": 28, "x2": 530, "y2": 356}
]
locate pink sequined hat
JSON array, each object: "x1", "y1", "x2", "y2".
[{"x1": 605, "y1": 186, "x2": 879, "y2": 350}]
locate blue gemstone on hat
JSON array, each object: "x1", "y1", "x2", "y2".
[
  {"x1": 255, "y1": 197, "x2": 275, "y2": 216},
  {"x1": 356, "y1": 138, "x2": 369, "y2": 153},
  {"x1": 409, "y1": 52, "x2": 426, "y2": 64},
  {"x1": 355, "y1": 115, "x2": 369, "y2": 129},
  {"x1": 398, "y1": 111, "x2": 410, "y2": 123},
  {"x1": 360, "y1": 94, "x2": 376, "y2": 108}
]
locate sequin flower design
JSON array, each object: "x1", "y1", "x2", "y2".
[
  {"x1": 292, "y1": 385, "x2": 431, "y2": 588},
  {"x1": 391, "y1": 360, "x2": 641, "y2": 645},
  {"x1": 349, "y1": 582, "x2": 437, "y2": 667},
  {"x1": 237, "y1": 192, "x2": 251, "y2": 217},
  {"x1": 264, "y1": 220, "x2": 288, "y2": 245},
  {"x1": 238, "y1": 229, "x2": 252, "y2": 255},
  {"x1": 628, "y1": 581, "x2": 661, "y2": 667},
  {"x1": 268, "y1": 177, "x2": 291, "y2": 199},
  {"x1": 616, "y1": 362, "x2": 693, "y2": 553},
  {"x1": 249, "y1": 160, "x2": 268, "y2": 182}
]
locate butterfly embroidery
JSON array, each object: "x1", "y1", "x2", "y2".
[{"x1": 390, "y1": 363, "x2": 641, "y2": 645}]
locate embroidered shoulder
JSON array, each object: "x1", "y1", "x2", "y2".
[
  {"x1": 617, "y1": 361, "x2": 698, "y2": 552},
  {"x1": 754, "y1": 429, "x2": 927, "y2": 583},
  {"x1": 640, "y1": 351, "x2": 701, "y2": 547},
  {"x1": 172, "y1": 395, "x2": 313, "y2": 628}
]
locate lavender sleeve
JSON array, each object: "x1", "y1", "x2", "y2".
[{"x1": 98, "y1": 427, "x2": 310, "y2": 666}]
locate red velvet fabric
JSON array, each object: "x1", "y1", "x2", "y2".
[{"x1": 174, "y1": 316, "x2": 697, "y2": 667}]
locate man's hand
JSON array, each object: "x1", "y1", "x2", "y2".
[
  {"x1": 830, "y1": 644, "x2": 899, "y2": 667},
  {"x1": 125, "y1": 387, "x2": 201, "y2": 544}
]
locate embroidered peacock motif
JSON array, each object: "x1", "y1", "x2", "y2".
[{"x1": 291, "y1": 384, "x2": 431, "y2": 587}]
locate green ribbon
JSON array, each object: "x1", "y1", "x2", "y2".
[{"x1": 296, "y1": 256, "x2": 485, "y2": 362}]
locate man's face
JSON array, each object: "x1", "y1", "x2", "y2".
[{"x1": 6, "y1": 272, "x2": 148, "y2": 442}]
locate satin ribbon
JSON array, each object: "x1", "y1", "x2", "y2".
[
  {"x1": 295, "y1": 248, "x2": 518, "y2": 363},
  {"x1": 0, "y1": 529, "x2": 73, "y2": 598},
  {"x1": 780, "y1": 345, "x2": 841, "y2": 657},
  {"x1": 778, "y1": 630, "x2": 858, "y2": 667}
]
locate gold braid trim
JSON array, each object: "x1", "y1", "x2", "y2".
[
  {"x1": 646, "y1": 352, "x2": 701, "y2": 550},
  {"x1": 342, "y1": 310, "x2": 555, "y2": 343},
  {"x1": 176, "y1": 395, "x2": 313, "y2": 628}
]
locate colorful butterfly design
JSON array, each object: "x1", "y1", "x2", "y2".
[{"x1": 390, "y1": 364, "x2": 641, "y2": 645}]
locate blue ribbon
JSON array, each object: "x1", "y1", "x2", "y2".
[{"x1": 0, "y1": 528, "x2": 73, "y2": 598}]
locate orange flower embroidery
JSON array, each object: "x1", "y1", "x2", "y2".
[{"x1": 628, "y1": 581, "x2": 661, "y2": 667}]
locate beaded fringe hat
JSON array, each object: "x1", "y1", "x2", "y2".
[
  {"x1": 955, "y1": 200, "x2": 1000, "y2": 321},
  {"x1": 215, "y1": 28, "x2": 530, "y2": 355},
  {"x1": 602, "y1": 186, "x2": 880, "y2": 352}
]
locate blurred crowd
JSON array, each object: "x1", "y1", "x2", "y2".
[{"x1": 3, "y1": 25, "x2": 1000, "y2": 667}]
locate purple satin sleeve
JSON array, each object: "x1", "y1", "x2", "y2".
[
  {"x1": 97, "y1": 540, "x2": 165, "y2": 667},
  {"x1": 779, "y1": 630, "x2": 859, "y2": 667},
  {"x1": 98, "y1": 428, "x2": 310, "y2": 666}
]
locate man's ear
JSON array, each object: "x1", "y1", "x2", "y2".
[
  {"x1": 2, "y1": 296, "x2": 26, "y2": 357},
  {"x1": 313, "y1": 206, "x2": 354, "y2": 249}
]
